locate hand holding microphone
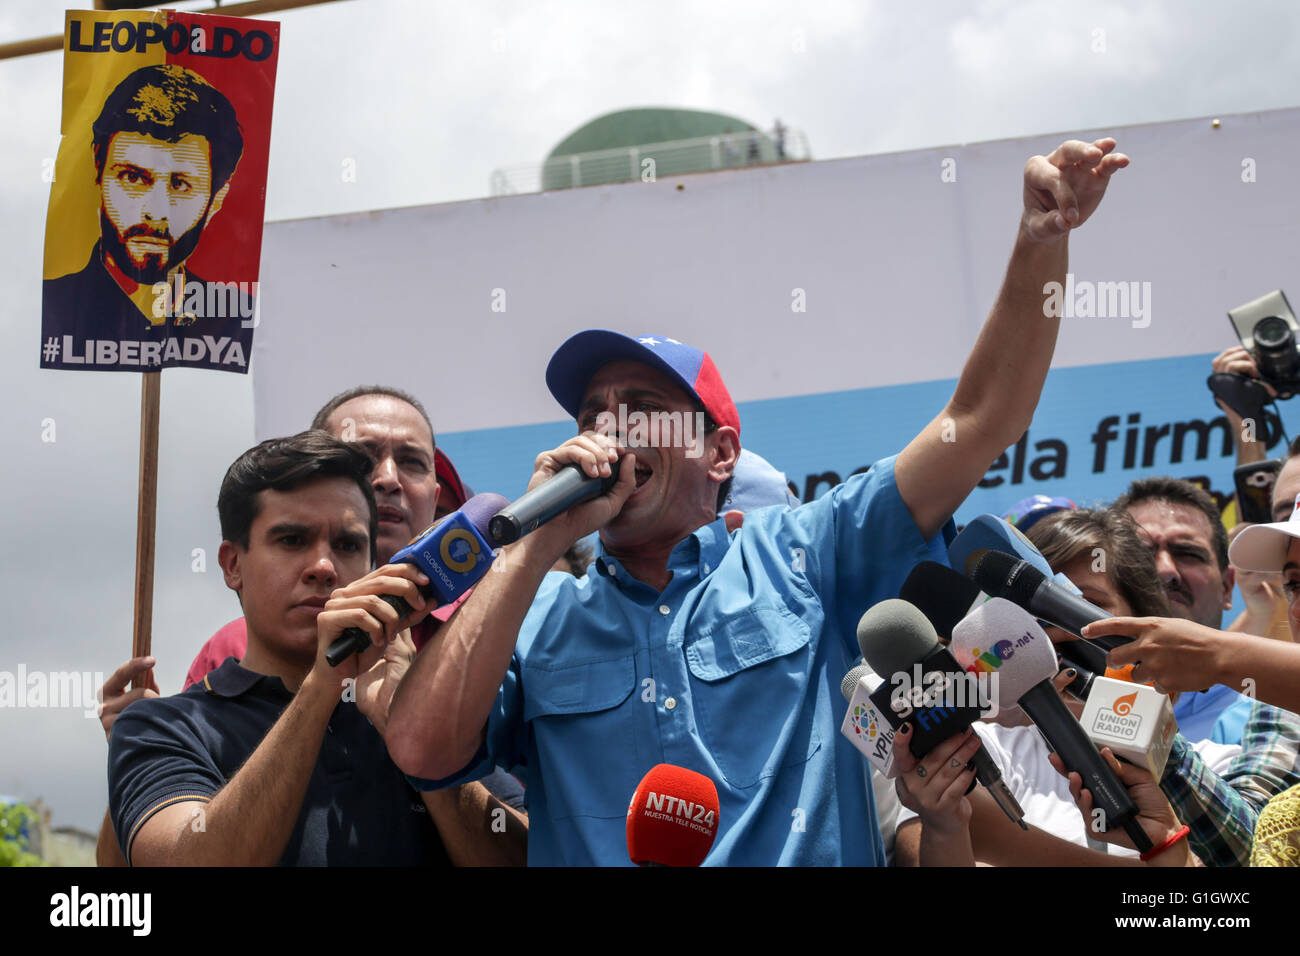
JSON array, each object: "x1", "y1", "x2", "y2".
[
  {"x1": 1047, "y1": 747, "x2": 1192, "y2": 866},
  {"x1": 316, "y1": 563, "x2": 432, "y2": 679},
  {"x1": 493, "y1": 434, "x2": 636, "y2": 549},
  {"x1": 1087, "y1": 616, "x2": 1232, "y2": 695},
  {"x1": 326, "y1": 491, "x2": 508, "y2": 666},
  {"x1": 951, "y1": 598, "x2": 1154, "y2": 852},
  {"x1": 893, "y1": 725, "x2": 982, "y2": 823},
  {"x1": 856, "y1": 599, "x2": 1027, "y2": 828}
]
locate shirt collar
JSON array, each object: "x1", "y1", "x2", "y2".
[
  {"x1": 200, "y1": 656, "x2": 293, "y2": 701},
  {"x1": 592, "y1": 517, "x2": 731, "y2": 584}
]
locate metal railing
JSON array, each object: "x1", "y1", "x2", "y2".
[{"x1": 489, "y1": 126, "x2": 810, "y2": 196}]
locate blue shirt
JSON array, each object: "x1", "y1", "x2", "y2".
[
  {"x1": 1174, "y1": 684, "x2": 1252, "y2": 744},
  {"x1": 413, "y1": 456, "x2": 950, "y2": 865},
  {"x1": 1211, "y1": 695, "x2": 1254, "y2": 746}
]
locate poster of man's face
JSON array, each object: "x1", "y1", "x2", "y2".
[
  {"x1": 41, "y1": 10, "x2": 278, "y2": 374},
  {"x1": 93, "y1": 65, "x2": 241, "y2": 287}
]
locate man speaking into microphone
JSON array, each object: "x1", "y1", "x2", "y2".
[{"x1": 387, "y1": 139, "x2": 1129, "y2": 865}]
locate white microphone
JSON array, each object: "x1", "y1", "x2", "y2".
[
  {"x1": 951, "y1": 597, "x2": 1153, "y2": 852},
  {"x1": 840, "y1": 663, "x2": 897, "y2": 777},
  {"x1": 1079, "y1": 677, "x2": 1179, "y2": 779}
]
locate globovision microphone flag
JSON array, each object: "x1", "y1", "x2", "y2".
[
  {"x1": 951, "y1": 597, "x2": 1154, "y2": 852},
  {"x1": 856, "y1": 599, "x2": 1026, "y2": 828},
  {"x1": 948, "y1": 514, "x2": 1083, "y2": 596},
  {"x1": 326, "y1": 492, "x2": 508, "y2": 666},
  {"x1": 626, "y1": 764, "x2": 720, "y2": 867}
]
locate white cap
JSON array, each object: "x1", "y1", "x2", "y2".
[{"x1": 1229, "y1": 492, "x2": 1300, "y2": 572}]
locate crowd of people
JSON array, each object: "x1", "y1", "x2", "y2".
[{"x1": 88, "y1": 133, "x2": 1300, "y2": 866}]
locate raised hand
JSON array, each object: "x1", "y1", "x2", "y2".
[{"x1": 1022, "y1": 138, "x2": 1129, "y2": 243}]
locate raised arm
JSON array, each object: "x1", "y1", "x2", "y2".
[
  {"x1": 896, "y1": 139, "x2": 1129, "y2": 540},
  {"x1": 1093, "y1": 615, "x2": 1300, "y2": 712}
]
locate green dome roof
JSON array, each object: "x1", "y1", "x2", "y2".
[
  {"x1": 548, "y1": 108, "x2": 758, "y2": 159},
  {"x1": 541, "y1": 107, "x2": 773, "y2": 190}
]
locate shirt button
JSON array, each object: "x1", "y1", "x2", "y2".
[
  {"x1": 665, "y1": 697, "x2": 677, "y2": 710},
  {"x1": 703, "y1": 563, "x2": 711, "y2": 574},
  {"x1": 658, "y1": 604, "x2": 671, "y2": 615}
]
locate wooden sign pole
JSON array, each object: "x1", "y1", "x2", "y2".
[{"x1": 130, "y1": 371, "x2": 161, "y2": 687}]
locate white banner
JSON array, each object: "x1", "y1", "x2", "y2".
[{"x1": 253, "y1": 109, "x2": 1300, "y2": 519}]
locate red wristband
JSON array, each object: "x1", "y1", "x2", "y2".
[{"x1": 1139, "y1": 824, "x2": 1190, "y2": 862}]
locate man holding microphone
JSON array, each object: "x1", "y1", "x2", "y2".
[{"x1": 387, "y1": 139, "x2": 1129, "y2": 865}]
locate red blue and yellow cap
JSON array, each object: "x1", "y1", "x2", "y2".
[{"x1": 545, "y1": 330, "x2": 741, "y2": 439}]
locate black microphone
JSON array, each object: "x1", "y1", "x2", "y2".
[
  {"x1": 968, "y1": 550, "x2": 1132, "y2": 652},
  {"x1": 488, "y1": 460, "x2": 622, "y2": 546},
  {"x1": 925, "y1": 555, "x2": 1108, "y2": 675},
  {"x1": 898, "y1": 561, "x2": 983, "y2": 640},
  {"x1": 856, "y1": 599, "x2": 1026, "y2": 829},
  {"x1": 903, "y1": 560, "x2": 1097, "y2": 704}
]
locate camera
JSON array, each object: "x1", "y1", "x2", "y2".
[{"x1": 1227, "y1": 289, "x2": 1300, "y2": 398}]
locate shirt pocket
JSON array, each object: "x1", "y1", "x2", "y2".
[
  {"x1": 522, "y1": 655, "x2": 639, "y2": 819},
  {"x1": 684, "y1": 604, "x2": 822, "y2": 789}
]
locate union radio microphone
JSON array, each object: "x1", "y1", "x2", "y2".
[
  {"x1": 325, "y1": 492, "x2": 507, "y2": 666},
  {"x1": 856, "y1": 599, "x2": 1026, "y2": 828},
  {"x1": 626, "y1": 764, "x2": 720, "y2": 867},
  {"x1": 488, "y1": 459, "x2": 622, "y2": 546},
  {"x1": 950, "y1": 597, "x2": 1153, "y2": 852}
]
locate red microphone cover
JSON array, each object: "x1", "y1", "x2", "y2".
[{"x1": 626, "y1": 764, "x2": 720, "y2": 867}]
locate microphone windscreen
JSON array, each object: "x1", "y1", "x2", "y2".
[
  {"x1": 460, "y1": 492, "x2": 511, "y2": 535},
  {"x1": 969, "y1": 549, "x2": 1048, "y2": 610},
  {"x1": 951, "y1": 597, "x2": 1058, "y2": 706},
  {"x1": 899, "y1": 561, "x2": 983, "y2": 639},
  {"x1": 626, "y1": 764, "x2": 720, "y2": 867},
  {"x1": 856, "y1": 599, "x2": 940, "y2": 678},
  {"x1": 841, "y1": 662, "x2": 873, "y2": 703}
]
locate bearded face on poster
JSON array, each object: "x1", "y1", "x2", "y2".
[
  {"x1": 44, "y1": 64, "x2": 248, "y2": 336},
  {"x1": 93, "y1": 65, "x2": 242, "y2": 303}
]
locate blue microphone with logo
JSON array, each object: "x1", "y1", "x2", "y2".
[{"x1": 325, "y1": 492, "x2": 507, "y2": 666}]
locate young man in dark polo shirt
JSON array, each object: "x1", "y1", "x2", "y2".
[{"x1": 107, "y1": 431, "x2": 521, "y2": 865}]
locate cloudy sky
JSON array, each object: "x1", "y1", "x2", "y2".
[{"x1": 3, "y1": 0, "x2": 1300, "y2": 834}]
